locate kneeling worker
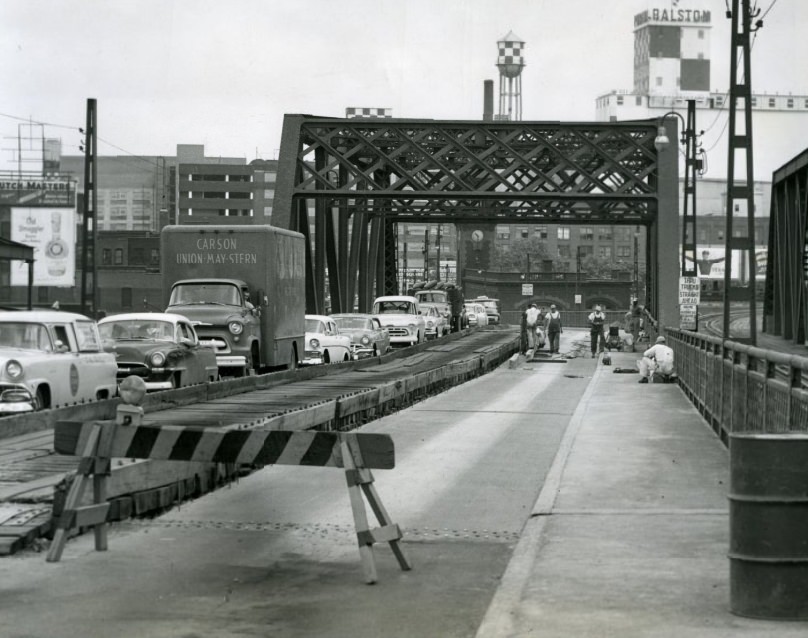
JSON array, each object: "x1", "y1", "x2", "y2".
[{"x1": 637, "y1": 335, "x2": 674, "y2": 383}]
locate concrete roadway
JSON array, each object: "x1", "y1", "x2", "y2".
[{"x1": 0, "y1": 331, "x2": 590, "y2": 638}]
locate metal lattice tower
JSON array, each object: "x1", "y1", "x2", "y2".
[
  {"x1": 723, "y1": 0, "x2": 759, "y2": 344},
  {"x1": 496, "y1": 31, "x2": 524, "y2": 121}
]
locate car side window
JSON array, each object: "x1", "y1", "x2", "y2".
[
  {"x1": 52, "y1": 325, "x2": 73, "y2": 351},
  {"x1": 74, "y1": 321, "x2": 102, "y2": 352}
]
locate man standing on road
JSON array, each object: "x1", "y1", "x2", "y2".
[
  {"x1": 587, "y1": 304, "x2": 606, "y2": 358},
  {"x1": 637, "y1": 335, "x2": 675, "y2": 383},
  {"x1": 523, "y1": 303, "x2": 541, "y2": 357},
  {"x1": 544, "y1": 304, "x2": 562, "y2": 355}
]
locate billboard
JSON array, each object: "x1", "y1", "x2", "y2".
[
  {"x1": 684, "y1": 245, "x2": 767, "y2": 281},
  {"x1": 10, "y1": 207, "x2": 76, "y2": 287}
]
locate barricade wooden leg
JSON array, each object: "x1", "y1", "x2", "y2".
[
  {"x1": 47, "y1": 421, "x2": 117, "y2": 562},
  {"x1": 340, "y1": 434, "x2": 411, "y2": 584},
  {"x1": 47, "y1": 424, "x2": 102, "y2": 562}
]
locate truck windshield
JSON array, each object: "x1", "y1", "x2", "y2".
[
  {"x1": 169, "y1": 283, "x2": 241, "y2": 307},
  {"x1": 418, "y1": 292, "x2": 447, "y2": 303}
]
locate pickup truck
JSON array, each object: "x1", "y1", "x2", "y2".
[{"x1": 371, "y1": 295, "x2": 426, "y2": 346}]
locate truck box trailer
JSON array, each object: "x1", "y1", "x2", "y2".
[{"x1": 160, "y1": 225, "x2": 305, "y2": 375}]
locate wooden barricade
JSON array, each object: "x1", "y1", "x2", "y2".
[{"x1": 47, "y1": 405, "x2": 411, "y2": 583}]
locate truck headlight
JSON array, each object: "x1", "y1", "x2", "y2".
[
  {"x1": 229, "y1": 321, "x2": 244, "y2": 335},
  {"x1": 5, "y1": 360, "x2": 23, "y2": 379},
  {"x1": 408, "y1": 322, "x2": 416, "y2": 328},
  {"x1": 426, "y1": 320, "x2": 434, "y2": 328},
  {"x1": 150, "y1": 352, "x2": 166, "y2": 367},
  {"x1": 309, "y1": 338, "x2": 320, "y2": 349}
]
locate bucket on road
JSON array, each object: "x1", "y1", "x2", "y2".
[{"x1": 729, "y1": 432, "x2": 808, "y2": 619}]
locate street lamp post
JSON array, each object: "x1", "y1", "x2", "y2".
[{"x1": 655, "y1": 99, "x2": 705, "y2": 331}]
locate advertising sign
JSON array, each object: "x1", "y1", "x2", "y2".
[
  {"x1": 683, "y1": 245, "x2": 768, "y2": 281},
  {"x1": 521, "y1": 283, "x2": 533, "y2": 296},
  {"x1": 0, "y1": 176, "x2": 76, "y2": 207},
  {"x1": 10, "y1": 207, "x2": 76, "y2": 287}
]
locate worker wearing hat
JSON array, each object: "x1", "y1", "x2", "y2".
[
  {"x1": 544, "y1": 304, "x2": 563, "y2": 355},
  {"x1": 637, "y1": 335, "x2": 674, "y2": 383},
  {"x1": 587, "y1": 304, "x2": 606, "y2": 358}
]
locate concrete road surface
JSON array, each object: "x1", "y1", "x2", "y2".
[{"x1": 0, "y1": 337, "x2": 590, "y2": 638}]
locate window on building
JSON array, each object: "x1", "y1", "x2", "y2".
[
  {"x1": 264, "y1": 206, "x2": 273, "y2": 217},
  {"x1": 599, "y1": 246, "x2": 613, "y2": 259},
  {"x1": 558, "y1": 245, "x2": 571, "y2": 258},
  {"x1": 579, "y1": 227, "x2": 594, "y2": 241},
  {"x1": 598, "y1": 226, "x2": 612, "y2": 241},
  {"x1": 617, "y1": 96, "x2": 624, "y2": 105},
  {"x1": 698, "y1": 29, "x2": 704, "y2": 39},
  {"x1": 229, "y1": 192, "x2": 251, "y2": 199},
  {"x1": 114, "y1": 248, "x2": 123, "y2": 265},
  {"x1": 718, "y1": 230, "x2": 724, "y2": 240},
  {"x1": 534, "y1": 226, "x2": 548, "y2": 239},
  {"x1": 102, "y1": 249, "x2": 112, "y2": 265},
  {"x1": 804, "y1": 99, "x2": 808, "y2": 109},
  {"x1": 579, "y1": 245, "x2": 594, "y2": 257},
  {"x1": 263, "y1": 172, "x2": 276, "y2": 183},
  {"x1": 150, "y1": 249, "x2": 159, "y2": 266},
  {"x1": 656, "y1": 77, "x2": 663, "y2": 87},
  {"x1": 769, "y1": 97, "x2": 775, "y2": 107},
  {"x1": 751, "y1": 97, "x2": 757, "y2": 107},
  {"x1": 635, "y1": 95, "x2": 642, "y2": 106},
  {"x1": 229, "y1": 174, "x2": 251, "y2": 183},
  {"x1": 788, "y1": 98, "x2": 794, "y2": 109},
  {"x1": 518, "y1": 227, "x2": 528, "y2": 239},
  {"x1": 37, "y1": 287, "x2": 49, "y2": 304},
  {"x1": 496, "y1": 225, "x2": 511, "y2": 239},
  {"x1": 617, "y1": 245, "x2": 631, "y2": 258},
  {"x1": 264, "y1": 189, "x2": 274, "y2": 199}
]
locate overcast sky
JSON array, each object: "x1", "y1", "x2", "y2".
[{"x1": 1, "y1": 0, "x2": 805, "y2": 171}]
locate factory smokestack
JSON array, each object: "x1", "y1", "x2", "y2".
[{"x1": 483, "y1": 80, "x2": 494, "y2": 121}]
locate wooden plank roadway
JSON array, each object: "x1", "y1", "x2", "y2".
[{"x1": 0, "y1": 328, "x2": 519, "y2": 553}]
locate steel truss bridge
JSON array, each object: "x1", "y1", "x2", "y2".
[{"x1": 273, "y1": 115, "x2": 679, "y2": 326}]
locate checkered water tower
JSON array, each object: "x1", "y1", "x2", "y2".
[{"x1": 496, "y1": 31, "x2": 525, "y2": 121}]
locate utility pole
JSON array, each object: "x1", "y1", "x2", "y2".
[
  {"x1": 80, "y1": 98, "x2": 98, "y2": 317},
  {"x1": 724, "y1": 0, "x2": 761, "y2": 344},
  {"x1": 423, "y1": 228, "x2": 430, "y2": 280}
]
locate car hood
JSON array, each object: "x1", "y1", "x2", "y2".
[
  {"x1": 108, "y1": 341, "x2": 176, "y2": 362},
  {"x1": 166, "y1": 304, "x2": 246, "y2": 324},
  {"x1": 374, "y1": 315, "x2": 422, "y2": 326}
]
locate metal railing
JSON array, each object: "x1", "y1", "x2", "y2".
[{"x1": 667, "y1": 328, "x2": 808, "y2": 444}]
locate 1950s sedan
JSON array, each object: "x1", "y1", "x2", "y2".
[
  {"x1": 0, "y1": 310, "x2": 118, "y2": 415},
  {"x1": 302, "y1": 315, "x2": 353, "y2": 365},
  {"x1": 98, "y1": 312, "x2": 219, "y2": 391},
  {"x1": 331, "y1": 313, "x2": 391, "y2": 359}
]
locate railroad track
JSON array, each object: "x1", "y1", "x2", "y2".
[{"x1": 0, "y1": 327, "x2": 520, "y2": 555}]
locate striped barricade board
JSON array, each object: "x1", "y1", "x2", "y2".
[
  {"x1": 47, "y1": 415, "x2": 409, "y2": 583},
  {"x1": 54, "y1": 421, "x2": 395, "y2": 469}
]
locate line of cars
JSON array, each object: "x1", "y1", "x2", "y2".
[{"x1": 0, "y1": 293, "x2": 495, "y2": 415}]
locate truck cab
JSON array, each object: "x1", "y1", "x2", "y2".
[{"x1": 166, "y1": 278, "x2": 260, "y2": 375}]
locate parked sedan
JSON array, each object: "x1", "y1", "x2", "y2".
[
  {"x1": 331, "y1": 314, "x2": 391, "y2": 359},
  {"x1": 98, "y1": 313, "x2": 219, "y2": 391},
  {"x1": 464, "y1": 302, "x2": 489, "y2": 327},
  {"x1": 302, "y1": 315, "x2": 353, "y2": 365},
  {"x1": 421, "y1": 305, "x2": 449, "y2": 340},
  {"x1": 0, "y1": 310, "x2": 118, "y2": 415}
]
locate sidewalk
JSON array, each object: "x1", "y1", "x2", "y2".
[{"x1": 477, "y1": 349, "x2": 808, "y2": 638}]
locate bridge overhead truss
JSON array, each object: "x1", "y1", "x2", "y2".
[
  {"x1": 273, "y1": 115, "x2": 677, "y2": 318},
  {"x1": 765, "y1": 147, "x2": 808, "y2": 343}
]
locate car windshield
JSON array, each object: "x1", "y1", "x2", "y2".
[
  {"x1": 0, "y1": 322, "x2": 53, "y2": 351},
  {"x1": 334, "y1": 317, "x2": 371, "y2": 330},
  {"x1": 168, "y1": 283, "x2": 241, "y2": 306},
  {"x1": 305, "y1": 318, "x2": 326, "y2": 333},
  {"x1": 99, "y1": 319, "x2": 175, "y2": 342},
  {"x1": 373, "y1": 301, "x2": 416, "y2": 314},
  {"x1": 480, "y1": 300, "x2": 498, "y2": 310}
]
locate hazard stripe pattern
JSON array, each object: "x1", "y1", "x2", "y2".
[{"x1": 54, "y1": 421, "x2": 394, "y2": 470}]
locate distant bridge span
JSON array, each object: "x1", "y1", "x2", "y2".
[{"x1": 273, "y1": 115, "x2": 679, "y2": 326}]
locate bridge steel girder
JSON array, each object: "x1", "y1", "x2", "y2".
[
  {"x1": 274, "y1": 114, "x2": 679, "y2": 324},
  {"x1": 765, "y1": 148, "x2": 808, "y2": 344}
]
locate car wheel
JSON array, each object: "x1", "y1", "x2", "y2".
[
  {"x1": 34, "y1": 386, "x2": 50, "y2": 411},
  {"x1": 323, "y1": 351, "x2": 331, "y2": 364},
  {"x1": 172, "y1": 372, "x2": 181, "y2": 389},
  {"x1": 343, "y1": 353, "x2": 350, "y2": 362},
  {"x1": 289, "y1": 345, "x2": 298, "y2": 370},
  {"x1": 373, "y1": 345, "x2": 378, "y2": 357}
]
